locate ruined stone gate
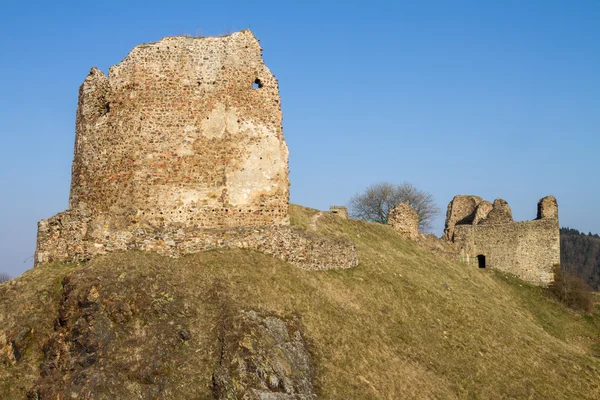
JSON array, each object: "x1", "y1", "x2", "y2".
[{"x1": 35, "y1": 30, "x2": 358, "y2": 270}]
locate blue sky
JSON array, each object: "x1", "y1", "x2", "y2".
[{"x1": 1, "y1": 0, "x2": 598, "y2": 277}]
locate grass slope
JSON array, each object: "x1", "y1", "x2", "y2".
[{"x1": 1, "y1": 204, "x2": 599, "y2": 399}]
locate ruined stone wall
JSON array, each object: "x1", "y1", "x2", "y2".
[
  {"x1": 35, "y1": 211, "x2": 358, "y2": 271},
  {"x1": 443, "y1": 195, "x2": 483, "y2": 241},
  {"x1": 449, "y1": 196, "x2": 560, "y2": 286},
  {"x1": 387, "y1": 203, "x2": 419, "y2": 238},
  {"x1": 35, "y1": 31, "x2": 359, "y2": 271},
  {"x1": 70, "y1": 31, "x2": 289, "y2": 229},
  {"x1": 329, "y1": 206, "x2": 348, "y2": 219},
  {"x1": 454, "y1": 219, "x2": 559, "y2": 285}
]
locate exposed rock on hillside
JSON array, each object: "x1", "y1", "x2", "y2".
[{"x1": 213, "y1": 311, "x2": 316, "y2": 399}]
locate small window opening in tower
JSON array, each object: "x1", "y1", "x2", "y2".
[
  {"x1": 252, "y1": 78, "x2": 263, "y2": 89},
  {"x1": 477, "y1": 254, "x2": 486, "y2": 269}
]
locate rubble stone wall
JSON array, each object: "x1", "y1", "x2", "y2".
[
  {"x1": 35, "y1": 31, "x2": 359, "y2": 271},
  {"x1": 448, "y1": 195, "x2": 560, "y2": 286},
  {"x1": 35, "y1": 211, "x2": 358, "y2": 271},
  {"x1": 329, "y1": 206, "x2": 348, "y2": 219},
  {"x1": 443, "y1": 195, "x2": 483, "y2": 241},
  {"x1": 454, "y1": 218, "x2": 559, "y2": 285},
  {"x1": 70, "y1": 31, "x2": 289, "y2": 229},
  {"x1": 387, "y1": 203, "x2": 419, "y2": 238}
]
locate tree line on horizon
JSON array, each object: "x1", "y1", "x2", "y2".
[{"x1": 560, "y1": 227, "x2": 600, "y2": 291}]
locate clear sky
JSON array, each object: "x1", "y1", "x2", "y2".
[{"x1": 1, "y1": 0, "x2": 598, "y2": 277}]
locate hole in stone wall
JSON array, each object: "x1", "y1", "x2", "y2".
[
  {"x1": 252, "y1": 78, "x2": 263, "y2": 89},
  {"x1": 105, "y1": 102, "x2": 110, "y2": 115},
  {"x1": 477, "y1": 254, "x2": 486, "y2": 269}
]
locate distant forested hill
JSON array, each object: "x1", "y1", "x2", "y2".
[{"x1": 560, "y1": 227, "x2": 600, "y2": 290}]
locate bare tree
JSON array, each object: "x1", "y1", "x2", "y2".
[
  {"x1": 0, "y1": 273, "x2": 11, "y2": 284},
  {"x1": 348, "y1": 182, "x2": 440, "y2": 232}
]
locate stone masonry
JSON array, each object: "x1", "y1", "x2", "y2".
[
  {"x1": 445, "y1": 195, "x2": 560, "y2": 286},
  {"x1": 329, "y1": 206, "x2": 348, "y2": 219},
  {"x1": 387, "y1": 203, "x2": 419, "y2": 238},
  {"x1": 71, "y1": 31, "x2": 288, "y2": 228},
  {"x1": 35, "y1": 31, "x2": 358, "y2": 271}
]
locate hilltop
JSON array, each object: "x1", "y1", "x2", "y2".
[{"x1": 1, "y1": 205, "x2": 599, "y2": 399}]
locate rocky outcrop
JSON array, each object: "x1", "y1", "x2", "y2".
[
  {"x1": 213, "y1": 311, "x2": 317, "y2": 399},
  {"x1": 10, "y1": 252, "x2": 318, "y2": 400}
]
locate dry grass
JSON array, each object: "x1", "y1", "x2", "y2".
[{"x1": 1, "y1": 204, "x2": 599, "y2": 399}]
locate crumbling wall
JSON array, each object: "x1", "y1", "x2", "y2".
[
  {"x1": 35, "y1": 31, "x2": 358, "y2": 271},
  {"x1": 70, "y1": 31, "x2": 289, "y2": 229},
  {"x1": 443, "y1": 195, "x2": 483, "y2": 241},
  {"x1": 35, "y1": 209, "x2": 91, "y2": 265},
  {"x1": 537, "y1": 195, "x2": 558, "y2": 220},
  {"x1": 387, "y1": 203, "x2": 419, "y2": 238},
  {"x1": 478, "y1": 199, "x2": 513, "y2": 225},
  {"x1": 35, "y1": 223, "x2": 358, "y2": 271},
  {"x1": 329, "y1": 206, "x2": 348, "y2": 219},
  {"x1": 472, "y1": 201, "x2": 493, "y2": 225},
  {"x1": 449, "y1": 196, "x2": 559, "y2": 286}
]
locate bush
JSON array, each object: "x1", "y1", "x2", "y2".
[{"x1": 548, "y1": 264, "x2": 594, "y2": 312}]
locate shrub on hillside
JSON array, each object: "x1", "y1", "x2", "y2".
[{"x1": 549, "y1": 264, "x2": 594, "y2": 312}]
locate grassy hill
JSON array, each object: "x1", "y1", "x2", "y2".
[{"x1": 1, "y1": 205, "x2": 599, "y2": 399}]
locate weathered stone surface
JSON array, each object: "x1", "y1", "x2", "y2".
[
  {"x1": 443, "y1": 195, "x2": 483, "y2": 241},
  {"x1": 35, "y1": 215, "x2": 358, "y2": 271},
  {"x1": 478, "y1": 199, "x2": 513, "y2": 225},
  {"x1": 472, "y1": 201, "x2": 493, "y2": 225},
  {"x1": 34, "y1": 31, "x2": 358, "y2": 271},
  {"x1": 329, "y1": 206, "x2": 348, "y2": 219},
  {"x1": 213, "y1": 311, "x2": 317, "y2": 400},
  {"x1": 448, "y1": 196, "x2": 559, "y2": 286},
  {"x1": 70, "y1": 31, "x2": 289, "y2": 229},
  {"x1": 387, "y1": 203, "x2": 419, "y2": 238},
  {"x1": 537, "y1": 195, "x2": 558, "y2": 220}
]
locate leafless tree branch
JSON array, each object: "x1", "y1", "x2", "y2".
[{"x1": 348, "y1": 182, "x2": 441, "y2": 232}]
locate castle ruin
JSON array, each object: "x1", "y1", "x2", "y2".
[
  {"x1": 329, "y1": 206, "x2": 348, "y2": 219},
  {"x1": 35, "y1": 31, "x2": 358, "y2": 270},
  {"x1": 387, "y1": 203, "x2": 419, "y2": 238},
  {"x1": 444, "y1": 195, "x2": 559, "y2": 285}
]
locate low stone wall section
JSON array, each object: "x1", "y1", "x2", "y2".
[
  {"x1": 453, "y1": 218, "x2": 559, "y2": 285},
  {"x1": 35, "y1": 211, "x2": 358, "y2": 271},
  {"x1": 329, "y1": 206, "x2": 348, "y2": 219}
]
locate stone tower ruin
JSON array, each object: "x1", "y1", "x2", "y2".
[
  {"x1": 71, "y1": 31, "x2": 289, "y2": 229},
  {"x1": 34, "y1": 31, "x2": 358, "y2": 270},
  {"x1": 444, "y1": 195, "x2": 559, "y2": 286},
  {"x1": 387, "y1": 203, "x2": 419, "y2": 238}
]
